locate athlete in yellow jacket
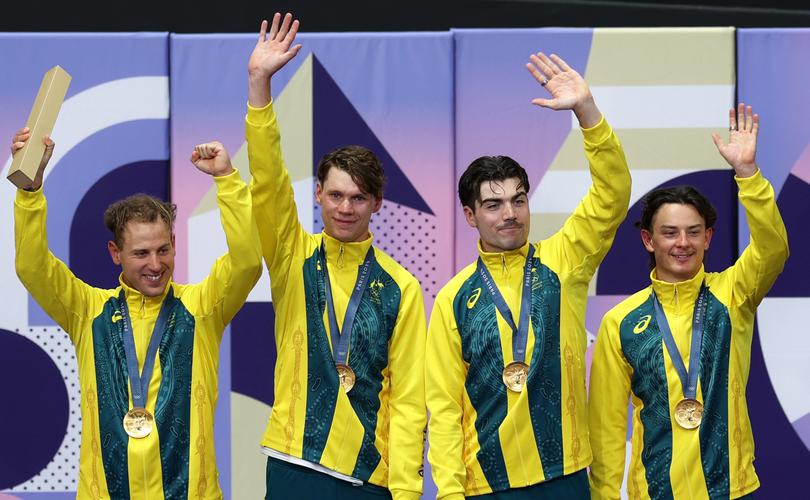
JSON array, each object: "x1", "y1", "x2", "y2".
[
  {"x1": 12, "y1": 132, "x2": 262, "y2": 499},
  {"x1": 588, "y1": 104, "x2": 789, "y2": 500},
  {"x1": 245, "y1": 13, "x2": 427, "y2": 500},
  {"x1": 426, "y1": 53, "x2": 631, "y2": 499}
]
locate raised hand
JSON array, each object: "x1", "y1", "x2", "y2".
[
  {"x1": 248, "y1": 13, "x2": 302, "y2": 81},
  {"x1": 712, "y1": 103, "x2": 758, "y2": 178},
  {"x1": 190, "y1": 141, "x2": 234, "y2": 177},
  {"x1": 526, "y1": 52, "x2": 600, "y2": 128},
  {"x1": 10, "y1": 127, "x2": 55, "y2": 191}
]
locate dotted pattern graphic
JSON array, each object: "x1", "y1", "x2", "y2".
[
  {"x1": 314, "y1": 200, "x2": 442, "y2": 299},
  {"x1": 9, "y1": 327, "x2": 80, "y2": 493}
]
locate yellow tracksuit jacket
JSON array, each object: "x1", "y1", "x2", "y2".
[
  {"x1": 589, "y1": 170, "x2": 789, "y2": 500},
  {"x1": 14, "y1": 170, "x2": 262, "y2": 499},
  {"x1": 426, "y1": 117, "x2": 631, "y2": 498},
  {"x1": 245, "y1": 101, "x2": 427, "y2": 500}
]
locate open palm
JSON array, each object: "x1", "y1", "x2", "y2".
[
  {"x1": 526, "y1": 53, "x2": 591, "y2": 111},
  {"x1": 712, "y1": 103, "x2": 758, "y2": 175},
  {"x1": 247, "y1": 13, "x2": 302, "y2": 79}
]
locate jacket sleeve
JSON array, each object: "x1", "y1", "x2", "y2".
[
  {"x1": 387, "y1": 275, "x2": 428, "y2": 500},
  {"x1": 425, "y1": 289, "x2": 467, "y2": 500},
  {"x1": 724, "y1": 169, "x2": 789, "y2": 307},
  {"x1": 245, "y1": 101, "x2": 309, "y2": 297},
  {"x1": 14, "y1": 188, "x2": 98, "y2": 343},
  {"x1": 588, "y1": 311, "x2": 633, "y2": 500},
  {"x1": 545, "y1": 117, "x2": 631, "y2": 280},
  {"x1": 190, "y1": 169, "x2": 263, "y2": 326}
]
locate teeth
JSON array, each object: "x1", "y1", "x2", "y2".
[{"x1": 145, "y1": 274, "x2": 161, "y2": 282}]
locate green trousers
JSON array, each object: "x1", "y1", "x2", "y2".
[
  {"x1": 469, "y1": 469, "x2": 590, "y2": 499},
  {"x1": 264, "y1": 457, "x2": 393, "y2": 500}
]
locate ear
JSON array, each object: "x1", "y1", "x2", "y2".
[
  {"x1": 108, "y1": 240, "x2": 122, "y2": 265},
  {"x1": 640, "y1": 229, "x2": 655, "y2": 252},
  {"x1": 463, "y1": 205, "x2": 477, "y2": 228},
  {"x1": 704, "y1": 227, "x2": 713, "y2": 250},
  {"x1": 371, "y1": 195, "x2": 383, "y2": 213},
  {"x1": 315, "y1": 182, "x2": 323, "y2": 204}
]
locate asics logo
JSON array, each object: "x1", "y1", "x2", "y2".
[
  {"x1": 633, "y1": 314, "x2": 652, "y2": 334},
  {"x1": 467, "y1": 288, "x2": 482, "y2": 309}
]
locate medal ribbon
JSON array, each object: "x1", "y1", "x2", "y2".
[
  {"x1": 476, "y1": 244, "x2": 536, "y2": 364},
  {"x1": 320, "y1": 241, "x2": 376, "y2": 366},
  {"x1": 652, "y1": 285, "x2": 708, "y2": 400},
  {"x1": 119, "y1": 287, "x2": 176, "y2": 409}
]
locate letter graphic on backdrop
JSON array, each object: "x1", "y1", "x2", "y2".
[
  {"x1": 0, "y1": 34, "x2": 169, "y2": 496},
  {"x1": 170, "y1": 32, "x2": 454, "y2": 499}
]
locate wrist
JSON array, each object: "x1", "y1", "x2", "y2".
[
  {"x1": 573, "y1": 95, "x2": 600, "y2": 129},
  {"x1": 734, "y1": 163, "x2": 758, "y2": 178}
]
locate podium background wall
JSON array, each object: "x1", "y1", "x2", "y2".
[{"x1": 1, "y1": 27, "x2": 808, "y2": 499}]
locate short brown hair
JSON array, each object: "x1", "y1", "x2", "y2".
[
  {"x1": 103, "y1": 194, "x2": 177, "y2": 246},
  {"x1": 316, "y1": 146, "x2": 385, "y2": 199}
]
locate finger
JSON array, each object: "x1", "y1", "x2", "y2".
[
  {"x1": 525, "y1": 62, "x2": 550, "y2": 87},
  {"x1": 195, "y1": 145, "x2": 206, "y2": 159},
  {"x1": 537, "y1": 52, "x2": 561, "y2": 74},
  {"x1": 728, "y1": 107, "x2": 736, "y2": 131},
  {"x1": 15, "y1": 127, "x2": 30, "y2": 136},
  {"x1": 744, "y1": 105, "x2": 753, "y2": 131},
  {"x1": 752, "y1": 113, "x2": 759, "y2": 137},
  {"x1": 277, "y1": 12, "x2": 293, "y2": 41},
  {"x1": 13, "y1": 131, "x2": 31, "y2": 143},
  {"x1": 11, "y1": 141, "x2": 25, "y2": 154},
  {"x1": 531, "y1": 97, "x2": 557, "y2": 109},
  {"x1": 711, "y1": 132, "x2": 724, "y2": 150},
  {"x1": 737, "y1": 103, "x2": 745, "y2": 131},
  {"x1": 528, "y1": 55, "x2": 554, "y2": 81},
  {"x1": 190, "y1": 150, "x2": 201, "y2": 163},
  {"x1": 258, "y1": 19, "x2": 268, "y2": 42},
  {"x1": 289, "y1": 44, "x2": 303, "y2": 59},
  {"x1": 549, "y1": 54, "x2": 572, "y2": 72},
  {"x1": 268, "y1": 12, "x2": 281, "y2": 40},
  {"x1": 283, "y1": 19, "x2": 300, "y2": 47},
  {"x1": 43, "y1": 135, "x2": 54, "y2": 147}
]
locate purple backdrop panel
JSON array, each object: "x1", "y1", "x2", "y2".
[
  {"x1": 453, "y1": 28, "x2": 593, "y2": 267},
  {"x1": 737, "y1": 28, "x2": 810, "y2": 498}
]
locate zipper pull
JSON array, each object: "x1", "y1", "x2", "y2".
[{"x1": 338, "y1": 243, "x2": 345, "y2": 269}]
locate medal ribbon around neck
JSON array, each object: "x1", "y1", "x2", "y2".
[
  {"x1": 320, "y1": 241, "x2": 376, "y2": 369},
  {"x1": 118, "y1": 287, "x2": 176, "y2": 411},
  {"x1": 476, "y1": 244, "x2": 536, "y2": 366},
  {"x1": 652, "y1": 284, "x2": 708, "y2": 403}
]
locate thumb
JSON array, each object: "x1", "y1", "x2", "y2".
[
  {"x1": 711, "y1": 132, "x2": 724, "y2": 151},
  {"x1": 531, "y1": 97, "x2": 556, "y2": 109}
]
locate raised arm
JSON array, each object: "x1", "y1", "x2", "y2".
[
  {"x1": 12, "y1": 129, "x2": 96, "y2": 342},
  {"x1": 712, "y1": 103, "x2": 788, "y2": 305},
  {"x1": 188, "y1": 141, "x2": 262, "y2": 325},
  {"x1": 387, "y1": 277, "x2": 427, "y2": 500},
  {"x1": 588, "y1": 314, "x2": 633, "y2": 500},
  {"x1": 245, "y1": 13, "x2": 306, "y2": 280},
  {"x1": 527, "y1": 53, "x2": 632, "y2": 277}
]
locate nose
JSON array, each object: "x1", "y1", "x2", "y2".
[
  {"x1": 338, "y1": 197, "x2": 353, "y2": 213},
  {"x1": 148, "y1": 253, "x2": 161, "y2": 270},
  {"x1": 503, "y1": 202, "x2": 516, "y2": 220},
  {"x1": 675, "y1": 231, "x2": 689, "y2": 246}
]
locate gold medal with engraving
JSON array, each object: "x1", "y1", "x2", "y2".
[
  {"x1": 123, "y1": 408, "x2": 154, "y2": 439},
  {"x1": 336, "y1": 364, "x2": 356, "y2": 393},
  {"x1": 502, "y1": 361, "x2": 529, "y2": 392},
  {"x1": 674, "y1": 398, "x2": 703, "y2": 429}
]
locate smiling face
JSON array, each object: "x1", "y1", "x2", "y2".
[
  {"x1": 315, "y1": 167, "x2": 382, "y2": 242},
  {"x1": 641, "y1": 202, "x2": 713, "y2": 283},
  {"x1": 464, "y1": 177, "x2": 530, "y2": 253},
  {"x1": 108, "y1": 220, "x2": 175, "y2": 297}
]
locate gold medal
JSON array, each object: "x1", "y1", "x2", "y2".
[
  {"x1": 502, "y1": 361, "x2": 529, "y2": 392},
  {"x1": 336, "y1": 364, "x2": 356, "y2": 393},
  {"x1": 674, "y1": 398, "x2": 703, "y2": 429},
  {"x1": 123, "y1": 408, "x2": 154, "y2": 439}
]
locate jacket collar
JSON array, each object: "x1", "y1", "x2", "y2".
[
  {"x1": 321, "y1": 231, "x2": 374, "y2": 269},
  {"x1": 650, "y1": 266, "x2": 705, "y2": 315}
]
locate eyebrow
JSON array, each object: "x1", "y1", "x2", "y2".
[
  {"x1": 659, "y1": 224, "x2": 704, "y2": 230},
  {"x1": 480, "y1": 191, "x2": 528, "y2": 205}
]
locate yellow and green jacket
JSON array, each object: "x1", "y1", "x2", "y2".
[
  {"x1": 588, "y1": 170, "x2": 789, "y2": 500},
  {"x1": 426, "y1": 117, "x2": 631, "y2": 498},
  {"x1": 246, "y1": 102, "x2": 427, "y2": 500},
  {"x1": 14, "y1": 171, "x2": 262, "y2": 500}
]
